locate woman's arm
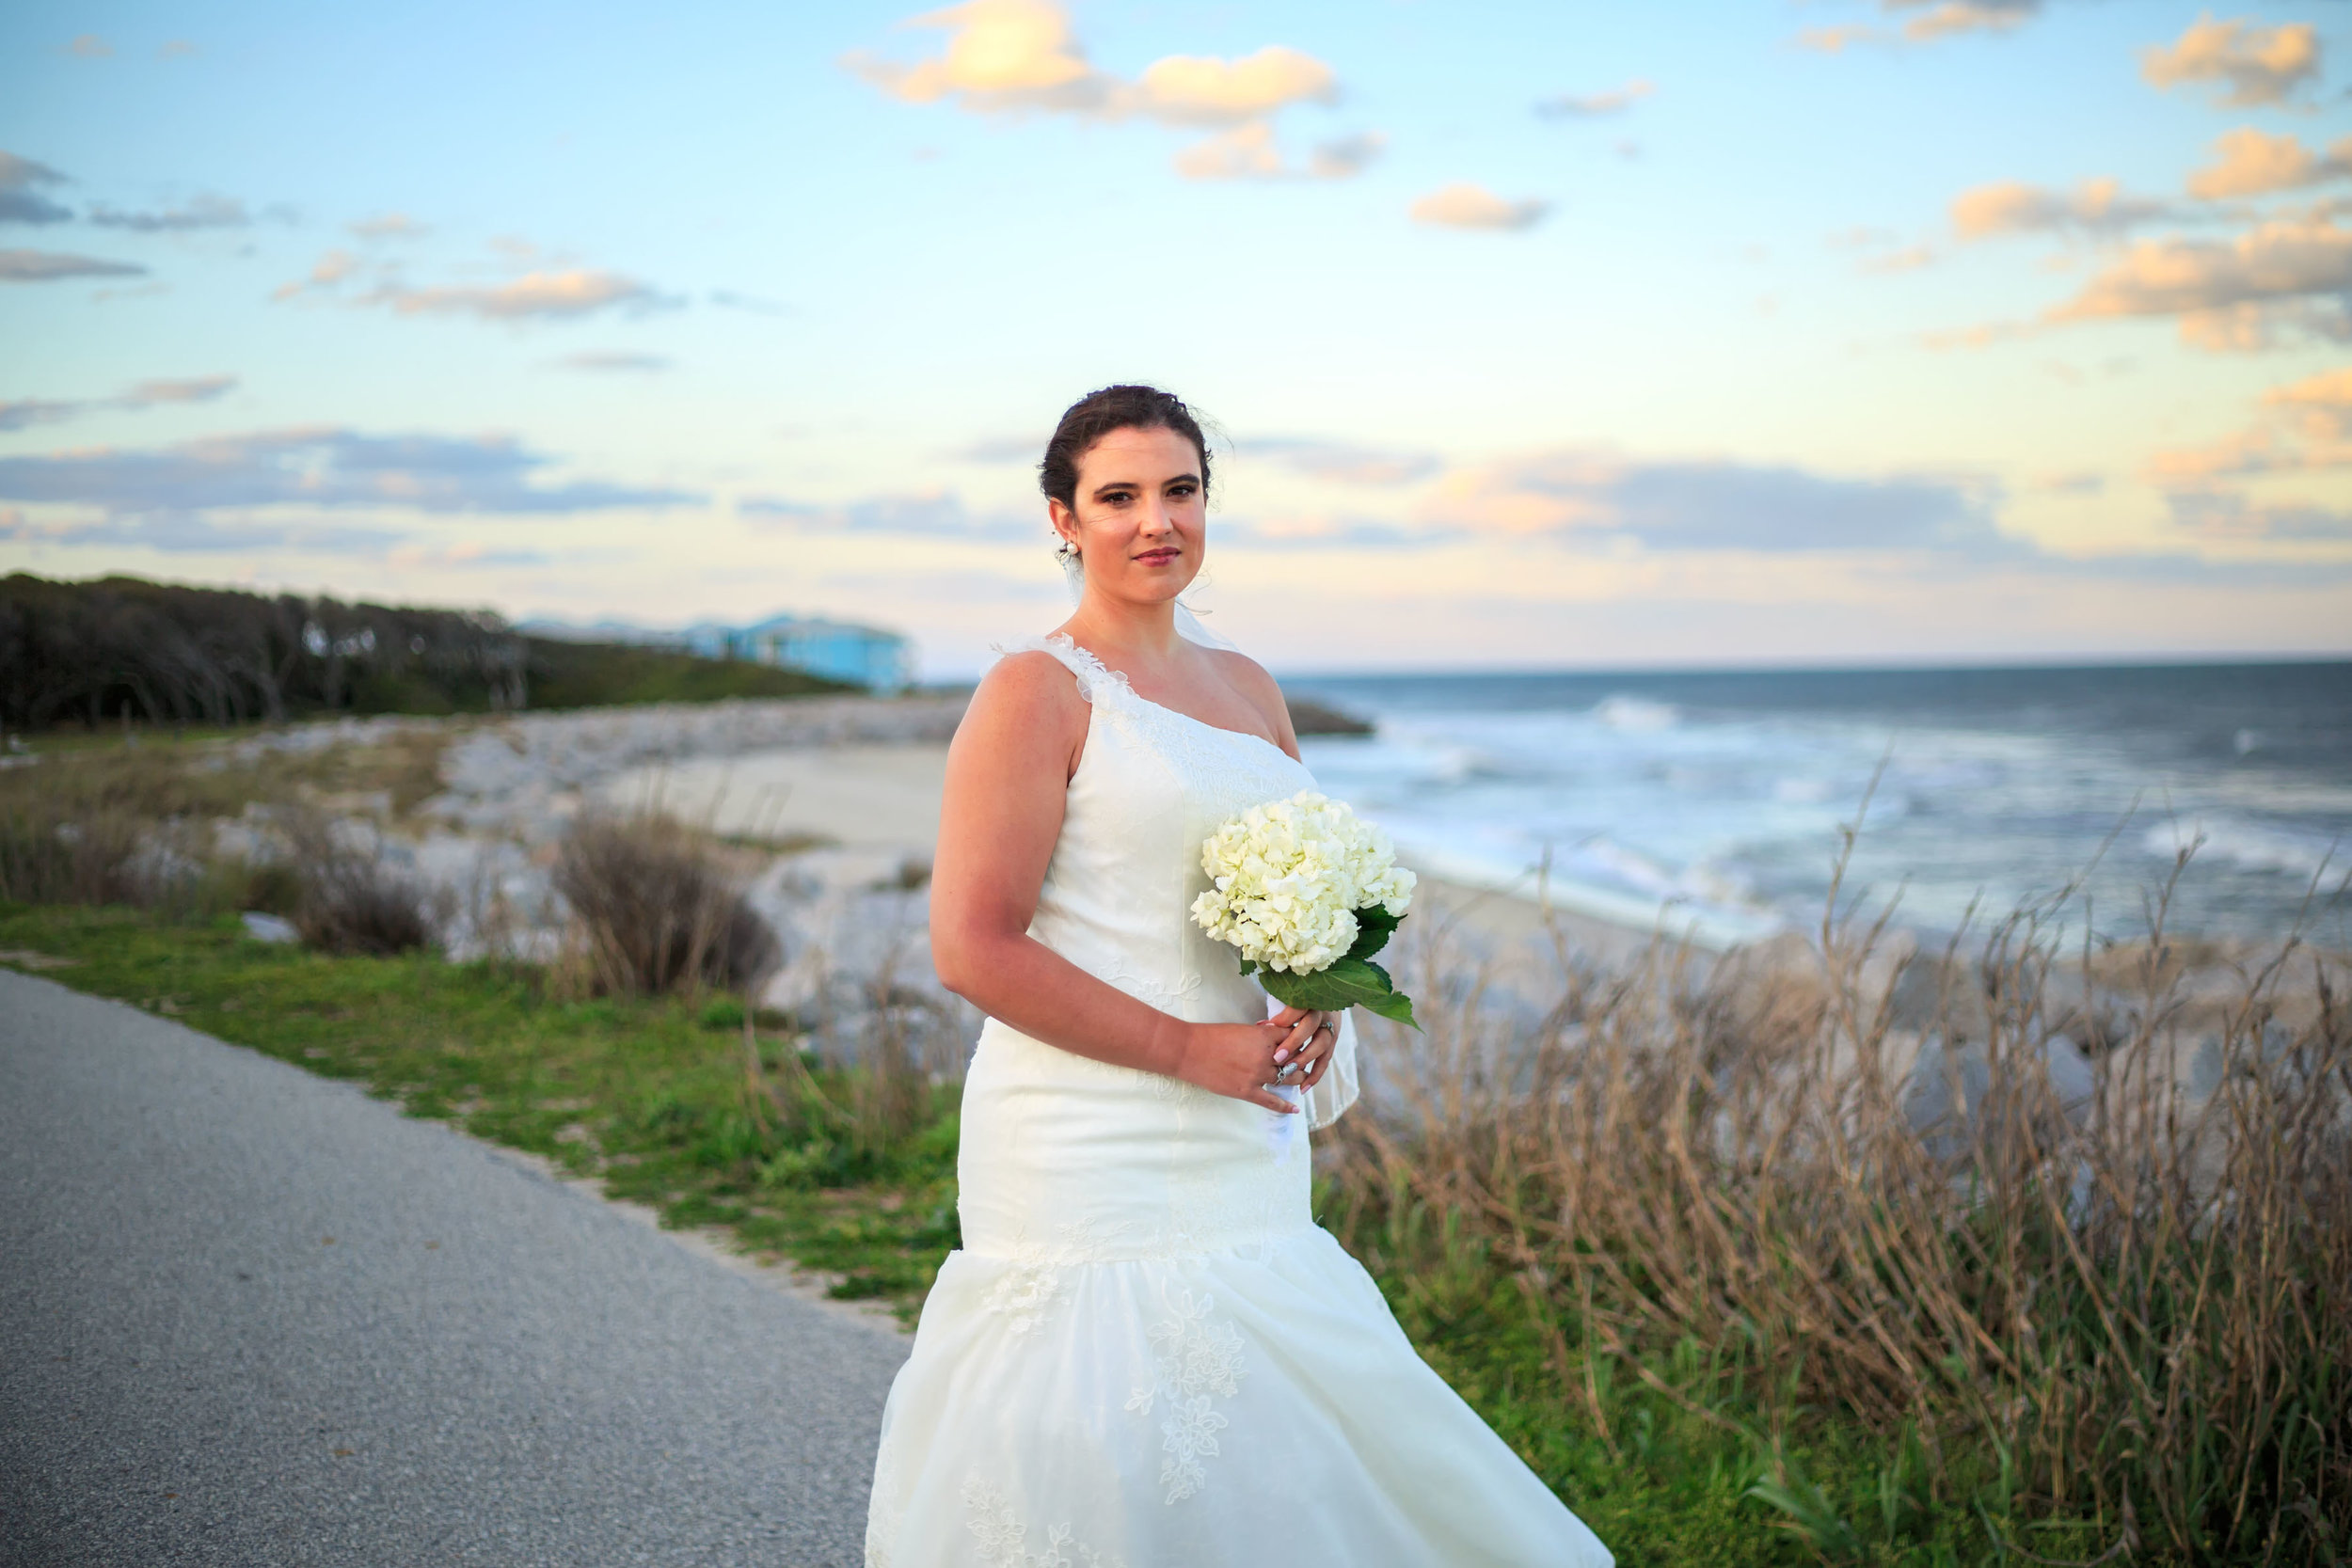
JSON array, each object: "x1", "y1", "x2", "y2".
[{"x1": 929, "y1": 653, "x2": 1328, "y2": 1113}]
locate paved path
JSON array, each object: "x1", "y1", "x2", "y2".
[{"x1": 0, "y1": 970, "x2": 910, "y2": 1567}]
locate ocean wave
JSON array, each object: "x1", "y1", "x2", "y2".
[
  {"x1": 2140, "y1": 818, "x2": 2344, "y2": 880},
  {"x1": 1593, "y1": 695, "x2": 1678, "y2": 733}
]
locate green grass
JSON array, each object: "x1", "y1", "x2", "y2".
[
  {"x1": 1, "y1": 905, "x2": 2108, "y2": 1565},
  {"x1": 522, "y1": 637, "x2": 855, "y2": 708}
]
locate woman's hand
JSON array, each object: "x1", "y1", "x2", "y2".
[
  {"x1": 1267, "y1": 1005, "x2": 1341, "y2": 1091},
  {"x1": 1174, "y1": 1010, "x2": 1340, "y2": 1112}
]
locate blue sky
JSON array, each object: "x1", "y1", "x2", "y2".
[{"x1": 4, "y1": 0, "x2": 2350, "y2": 675}]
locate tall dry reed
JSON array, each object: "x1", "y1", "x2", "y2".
[
  {"x1": 1325, "y1": 842, "x2": 2350, "y2": 1562},
  {"x1": 551, "y1": 807, "x2": 780, "y2": 998}
]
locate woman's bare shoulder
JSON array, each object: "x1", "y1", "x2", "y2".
[
  {"x1": 1202, "y1": 645, "x2": 1282, "y2": 704},
  {"x1": 1201, "y1": 647, "x2": 1295, "y2": 741},
  {"x1": 960, "y1": 650, "x2": 1090, "y2": 741}
]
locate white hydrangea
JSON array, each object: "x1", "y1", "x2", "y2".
[{"x1": 1190, "y1": 790, "x2": 1417, "y2": 975}]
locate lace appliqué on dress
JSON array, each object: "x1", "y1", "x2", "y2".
[
  {"x1": 962, "y1": 1479, "x2": 1129, "y2": 1568},
  {"x1": 1123, "y1": 1286, "x2": 1248, "y2": 1504}
]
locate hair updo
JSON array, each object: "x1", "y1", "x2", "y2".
[{"x1": 1039, "y1": 385, "x2": 1213, "y2": 511}]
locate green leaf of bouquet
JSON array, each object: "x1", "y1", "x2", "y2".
[
  {"x1": 1259, "y1": 955, "x2": 1422, "y2": 1031},
  {"x1": 1344, "y1": 905, "x2": 1403, "y2": 963}
]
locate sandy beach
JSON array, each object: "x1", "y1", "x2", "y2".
[{"x1": 599, "y1": 737, "x2": 1682, "y2": 971}]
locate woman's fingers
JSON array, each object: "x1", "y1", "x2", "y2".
[{"x1": 1270, "y1": 1010, "x2": 1319, "y2": 1066}]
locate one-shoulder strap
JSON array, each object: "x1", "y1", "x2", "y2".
[{"x1": 990, "y1": 632, "x2": 1134, "y2": 708}]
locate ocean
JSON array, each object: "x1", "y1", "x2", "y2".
[{"x1": 1284, "y1": 661, "x2": 2352, "y2": 949}]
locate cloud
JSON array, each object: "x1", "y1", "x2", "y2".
[
  {"x1": 849, "y1": 0, "x2": 1107, "y2": 115},
  {"x1": 2, "y1": 510, "x2": 410, "y2": 557},
  {"x1": 270, "y1": 247, "x2": 361, "y2": 301},
  {"x1": 1796, "y1": 24, "x2": 1880, "y2": 54},
  {"x1": 0, "y1": 428, "x2": 702, "y2": 516},
  {"x1": 157, "y1": 40, "x2": 198, "y2": 59},
  {"x1": 1795, "y1": 0, "x2": 2042, "y2": 51},
  {"x1": 356, "y1": 270, "x2": 662, "y2": 321},
  {"x1": 848, "y1": 1, "x2": 1345, "y2": 180},
  {"x1": 1895, "y1": 0, "x2": 2041, "y2": 41},
  {"x1": 2142, "y1": 14, "x2": 2321, "y2": 107},
  {"x1": 740, "y1": 489, "x2": 1039, "y2": 543},
  {"x1": 1308, "y1": 133, "x2": 1385, "y2": 181},
  {"x1": 67, "y1": 35, "x2": 111, "y2": 58},
  {"x1": 1861, "y1": 244, "x2": 1938, "y2": 275},
  {"x1": 1134, "y1": 47, "x2": 1337, "y2": 127},
  {"x1": 2047, "y1": 210, "x2": 2352, "y2": 348},
  {"x1": 1245, "y1": 437, "x2": 1440, "y2": 486},
  {"x1": 0, "y1": 151, "x2": 73, "y2": 225},
  {"x1": 1422, "y1": 450, "x2": 2015, "y2": 557},
  {"x1": 87, "y1": 194, "x2": 249, "y2": 232},
  {"x1": 0, "y1": 249, "x2": 147, "y2": 282},
  {"x1": 2147, "y1": 366, "x2": 2352, "y2": 482},
  {"x1": 1409, "y1": 183, "x2": 1549, "y2": 231},
  {"x1": 554, "y1": 352, "x2": 672, "y2": 372},
  {"x1": 348, "y1": 212, "x2": 429, "y2": 240},
  {"x1": 2262, "y1": 366, "x2": 2352, "y2": 438},
  {"x1": 2168, "y1": 488, "x2": 2352, "y2": 542},
  {"x1": 1536, "y1": 79, "x2": 1655, "y2": 119},
  {"x1": 2186, "y1": 128, "x2": 2352, "y2": 201},
  {"x1": 1173, "y1": 122, "x2": 1382, "y2": 182},
  {"x1": 0, "y1": 400, "x2": 80, "y2": 433},
  {"x1": 1951, "y1": 177, "x2": 2176, "y2": 241},
  {"x1": 5, "y1": 373, "x2": 238, "y2": 429}
]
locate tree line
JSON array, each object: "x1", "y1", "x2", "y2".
[{"x1": 0, "y1": 573, "x2": 534, "y2": 732}]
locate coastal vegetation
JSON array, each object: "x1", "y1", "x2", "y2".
[
  {"x1": 0, "y1": 573, "x2": 850, "y2": 732},
  {"x1": 3, "y1": 721, "x2": 2344, "y2": 1565}
]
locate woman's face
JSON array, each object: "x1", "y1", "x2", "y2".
[{"x1": 1050, "y1": 424, "x2": 1206, "y2": 606}]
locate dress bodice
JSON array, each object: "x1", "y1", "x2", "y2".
[{"x1": 1017, "y1": 634, "x2": 1313, "y2": 1030}]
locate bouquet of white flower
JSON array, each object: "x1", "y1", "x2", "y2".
[{"x1": 1189, "y1": 790, "x2": 1419, "y2": 1027}]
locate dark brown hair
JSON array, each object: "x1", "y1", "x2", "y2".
[{"x1": 1040, "y1": 385, "x2": 1212, "y2": 510}]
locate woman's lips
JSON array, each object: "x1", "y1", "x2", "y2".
[{"x1": 1136, "y1": 548, "x2": 1180, "y2": 564}]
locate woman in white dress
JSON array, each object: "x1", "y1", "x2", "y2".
[{"x1": 864, "y1": 386, "x2": 1613, "y2": 1566}]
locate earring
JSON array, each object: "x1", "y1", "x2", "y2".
[{"x1": 1054, "y1": 536, "x2": 1079, "y2": 562}]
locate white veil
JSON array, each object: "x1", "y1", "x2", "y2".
[{"x1": 1057, "y1": 550, "x2": 1361, "y2": 1131}]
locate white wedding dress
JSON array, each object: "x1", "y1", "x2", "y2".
[{"x1": 864, "y1": 634, "x2": 1612, "y2": 1567}]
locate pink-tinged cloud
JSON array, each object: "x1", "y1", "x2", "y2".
[
  {"x1": 2186, "y1": 128, "x2": 2352, "y2": 201},
  {"x1": 2049, "y1": 212, "x2": 2352, "y2": 339},
  {"x1": 2142, "y1": 13, "x2": 2321, "y2": 106},
  {"x1": 1951, "y1": 176, "x2": 2173, "y2": 241},
  {"x1": 846, "y1": 1, "x2": 1342, "y2": 135},
  {"x1": 1409, "y1": 183, "x2": 1549, "y2": 231},
  {"x1": 359, "y1": 270, "x2": 663, "y2": 321}
]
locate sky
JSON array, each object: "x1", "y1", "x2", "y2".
[{"x1": 3, "y1": 0, "x2": 2351, "y2": 678}]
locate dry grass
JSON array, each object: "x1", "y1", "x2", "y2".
[
  {"x1": 1326, "y1": 841, "x2": 2351, "y2": 1562},
  {"x1": 551, "y1": 808, "x2": 780, "y2": 999},
  {"x1": 282, "y1": 812, "x2": 437, "y2": 957}
]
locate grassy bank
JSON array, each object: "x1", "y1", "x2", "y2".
[
  {"x1": 0, "y1": 903, "x2": 1833, "y2": 1563},
  {"x1": 12, "y1": 904, "x2": 2284, "y2": 1566}
]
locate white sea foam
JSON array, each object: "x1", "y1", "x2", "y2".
[
  {"x1": 1593, "y1": 695, "x2": 1678, "y2": 732},
  {"x1": 2141, "y1": 818, "x2": 2343, "y2": 881},
  {"x1": 1296, "y1": 665, "x2": 2351, "y2": 942}
]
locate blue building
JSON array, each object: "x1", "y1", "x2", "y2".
[
  {"x1": 526, "y1": 612, "x2": 916, "y2": 692},
  {"x1": 727, "y1": 614, "x2": 915, "y2": 693}
]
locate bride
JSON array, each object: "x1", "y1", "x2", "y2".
[{"x1": 864, "y1": 386, "x2": 1612, "y2": 1566}]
